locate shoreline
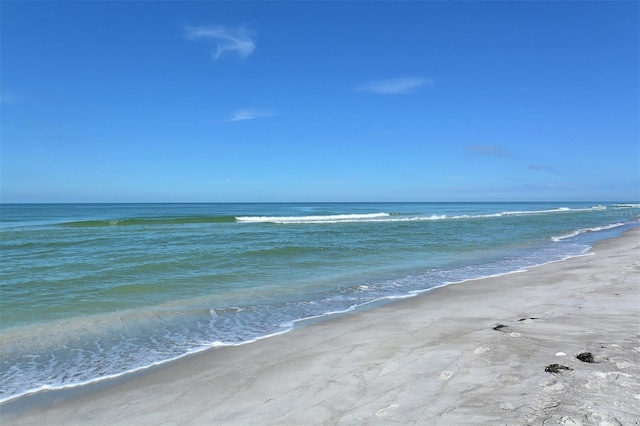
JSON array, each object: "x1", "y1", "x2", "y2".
[
  {"x1": 0, "y1": 228, "x2": 608, "y2": 408},
  {"x1": 2, "y1": 228, "x2": 639, "y2": 424},
  {"x1": 1, "y1": 223, "x2": 625, "y2": 407}
]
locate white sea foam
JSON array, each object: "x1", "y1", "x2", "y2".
[
  {"x1": 0, "y1": 326, "x2": 295, "y2": 405},
  {"x1": 551, "y1": 222, "x2": 628, "y2": 242}
]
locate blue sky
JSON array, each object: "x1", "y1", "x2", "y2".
[{"x1": 2, "y1": 1, "x2": 638, "y2": 203}]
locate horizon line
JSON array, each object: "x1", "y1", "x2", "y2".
[{"x1": 1, "y1": 200, "x2": 636, "y2": 205}]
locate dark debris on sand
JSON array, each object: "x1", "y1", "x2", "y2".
[
  {"x1": 545, "y1": 364, "x2": 573, "y2": 374},
  {"x1": 493, "y1": 324, "x2": 508, "y2": 331},
  {"x1": 576, "y1": 352, "x2": 595, "y2": 363}
]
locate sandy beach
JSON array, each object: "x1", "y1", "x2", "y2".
[{"x1": 2, "y1": 228, "x2": 639, "y2": 425}]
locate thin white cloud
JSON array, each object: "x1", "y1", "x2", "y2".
[
  {"x1": 185, "y1": 25, "x2": 255, "y2": 59},
  {"x1": 357, "y1": 77, "x2": 433, "y2": 94},
  {"x1": 228, "y1": 108, "x2": 273, "y2": 122},
  {"x1": 466, "y1": 145, "x2": 508, "y2": 157}
]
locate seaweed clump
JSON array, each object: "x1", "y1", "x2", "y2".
[
  {"x1": 545, "y1": 364, "x2": 573, "y2": 374},
  {"x1": 576, "y1": 352, "x2": 595, "y2": 363}
]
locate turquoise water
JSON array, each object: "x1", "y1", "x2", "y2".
[{"x1": 1, "y1": 202, "x2": 638, "y2": 403}]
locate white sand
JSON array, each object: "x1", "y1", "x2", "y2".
[{"x1": 2, "y1": 228, "x2": 639, "y2": 425}]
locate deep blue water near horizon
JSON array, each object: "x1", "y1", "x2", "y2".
[{"x1": 1, "y1": 201, "x2": 639, "y2": 404}]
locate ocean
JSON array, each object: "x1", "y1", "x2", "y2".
[{"x1": 1, "y1": 202, "x2": 638, "y2": 404}]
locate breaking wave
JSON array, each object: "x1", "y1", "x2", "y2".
[{"x1": 236, "y1": 206, "x2": 608, "y2": 224}]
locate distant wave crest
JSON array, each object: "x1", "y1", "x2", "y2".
[
  {"x1": 236, "y1": 206, "x2": 608, "y2": 224},
  {"x1": 235, "y1": 213, "x2": 391, "y2": 224}
]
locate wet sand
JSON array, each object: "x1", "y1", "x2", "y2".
[{"x1": 2, "y1": 228, "x2": 639, "y2": 425}]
